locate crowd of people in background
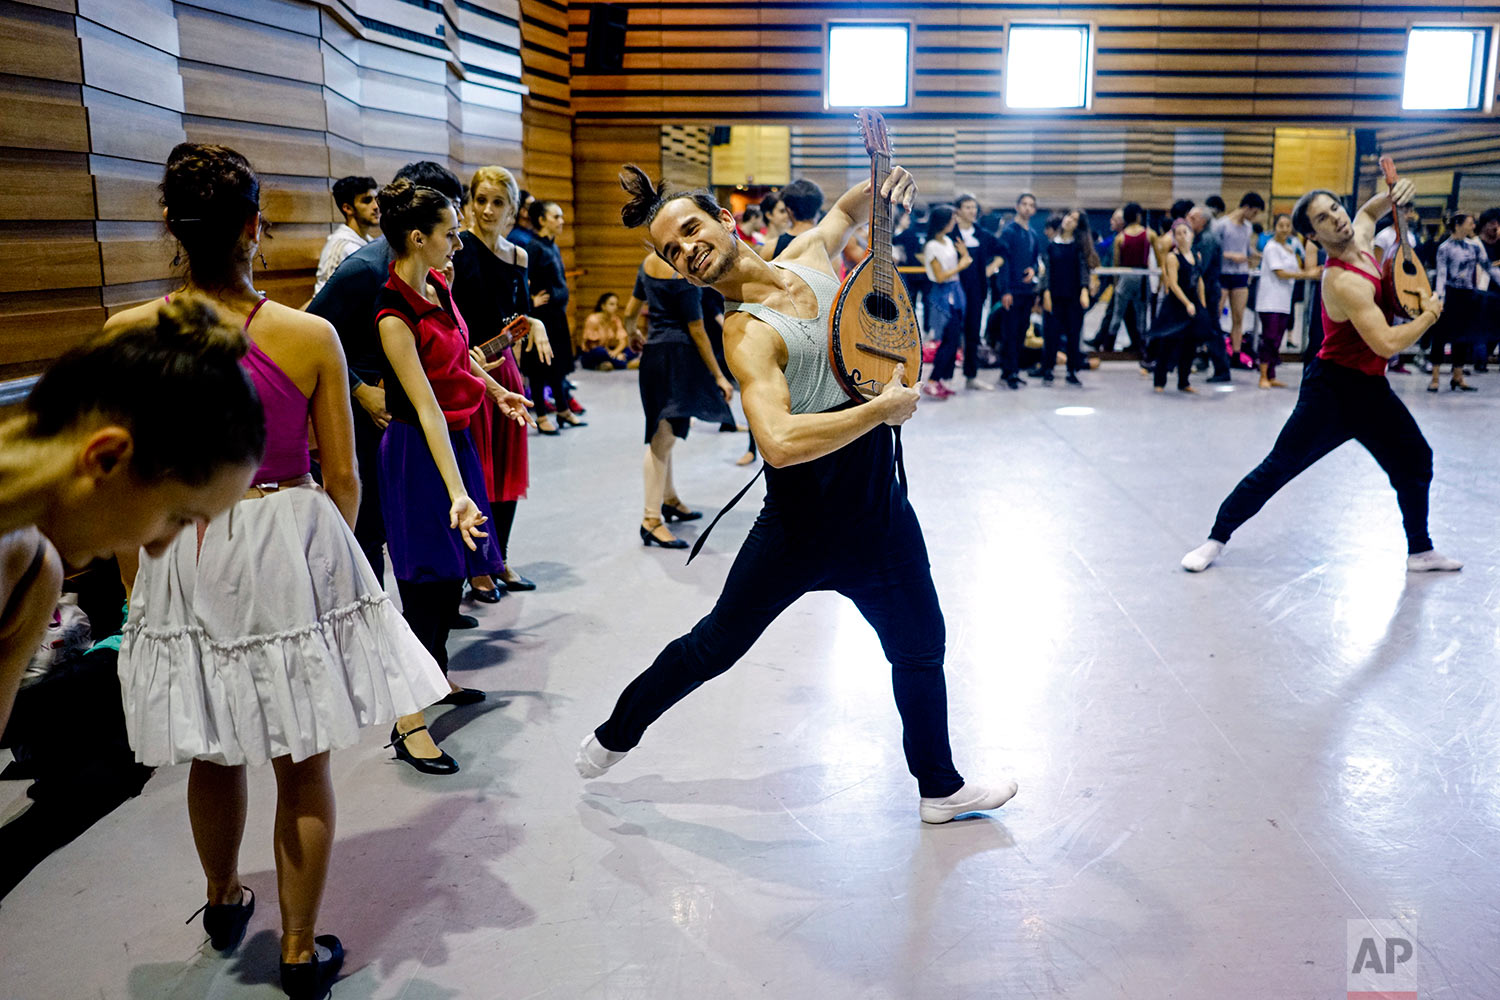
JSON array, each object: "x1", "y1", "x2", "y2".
[{"x1": 727, "y1": 185, "x2": 1500, "y2": 398}]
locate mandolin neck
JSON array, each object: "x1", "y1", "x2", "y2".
[{"x1": 869, "y1": 151, "x2": 894, "y2": 294}]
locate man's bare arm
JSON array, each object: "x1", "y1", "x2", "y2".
[
  {"x1": 1326, "y1": 267, "x2": 1439, "y2": 356},
  {"x1": 724, "y1": 316, "x2": 915, "y2": 468},
  {"x1": 1354, "y1": 177, "x2": 1415, "y2": 245},
  {"x1": 808, "y1": 168, "x2": 918, "y2": 259}
]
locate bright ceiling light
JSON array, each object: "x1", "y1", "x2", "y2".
[
  {"x1": 1402, "y1": 28, "x2": 1487, "y2": 111},
  {"x1": 1006, "y1": 25, "x2": 1091, "y2": 109},
  {"x1": 828, "y1": 25, "x2": 910, "y2": 108}
]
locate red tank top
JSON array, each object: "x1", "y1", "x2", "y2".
[
  {"x1": 1117, "y1": 230, "x2": 1150, "y2": 269},
  {"x1": 1318, "y1": 251, "x2": 1389, "y2": 377}
]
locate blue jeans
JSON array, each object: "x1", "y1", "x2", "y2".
[{"x1": 926, "y1": 281, "x2": 966, "y2": 382}]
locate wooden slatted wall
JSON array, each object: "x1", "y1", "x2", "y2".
[
  {"x1": 566, "y1": 1, "x2": 1500, "y2": 126},
  {"x1": 1359, "y1": 126, "x2": 1500, "y2": 212},
  {"x1": 0, "y1": 0, "x2": 536, "y2": 375}
]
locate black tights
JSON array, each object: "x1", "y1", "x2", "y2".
[
  {"x1": 395, "y1": 579, "x2": 463, "y2": 674},
  {"x1": 1209, "y1": 359, "x2": 1434, "y2": 554}
]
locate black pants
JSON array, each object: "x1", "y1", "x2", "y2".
[
  {"x1": 1042, "y1": 296, "x2": 1085, "y2": 374},
  {"x1": 959, "y1": 266, "x2": 987, "y2": 378},
  {"x1": 1149, "y1": 328, "x2": 1198, "y2": 389},
  {"x1": 523, "y1": 304, "x2": 574, "y2": 413},
  {"x1": 492, "y1": 499, "x2": 517, "y2": 561},
  {"x1": 998, "y1": 291, "x2": 1035, "y2": 379},
  {"x1": 595, "y1": 429, "x2": 965, "y2": 798},
  {"x1": 1209, "y1": 359, "x2": 1434, "y2": 554},
  {"x1": 352, "y1": 408, "x2": 387, "y2": 582},
  {"x1": 396, "y1": 578, "x2": 463, "y2": 674}
]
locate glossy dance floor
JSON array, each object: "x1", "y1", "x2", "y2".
[{"x1": 3, "y1": 363, "x2": 1498, "y2": 999}]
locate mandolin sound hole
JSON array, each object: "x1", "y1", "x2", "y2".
[{"x1": 863, "y1": 291, "x2": 899, "y2": 322}]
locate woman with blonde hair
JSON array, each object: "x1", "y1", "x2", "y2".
[{"x1": 451, "y1": 165, "x2": 550, "y2": 599}]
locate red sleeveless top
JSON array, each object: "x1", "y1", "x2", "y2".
[{"x1": 1318, "y1": 251, "x2": 1389, "y2": 377}]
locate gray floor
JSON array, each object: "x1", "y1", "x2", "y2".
[{"x1": 2, "y1": 362, "x2": 1498, "y2": 999}]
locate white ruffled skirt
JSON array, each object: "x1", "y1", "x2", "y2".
[{"x1": 120, "y1": 484, "x2": 449, "y2": 767}]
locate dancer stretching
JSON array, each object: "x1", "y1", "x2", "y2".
[
  {"x1": 1181, "y1": 177, "x2": 1460, "y2": 574},
  {"x1": 576, "y1": 164, "x2": 1017, "y2": 824}
]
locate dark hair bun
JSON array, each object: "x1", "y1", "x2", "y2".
[
  {"x1": 619, "y1": 165, "x2": 663, "y2": 229},
  {"x1": 26, "y1": 296, "x2": 265, "y2": 485},
  {"x1": 161, "y1": 143, "x2": 261, "y2": 286},
  {"x1": 377, "y1": 178, "x2": 453, "y2": 253}
]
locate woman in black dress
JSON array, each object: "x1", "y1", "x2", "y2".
[
  {"x1": 452, "y1": 165, "x2": 547, "y2": 600},
  {"x1": 1038, "y1": 209, "x2": 1099, "y2": 384},
  {"x1": 623, "y1": 252, "x2": 736, "y2": 549},
  {"x1": 1147, "y1": 218, "x2": 1209, "y2": 393},
  {"x1": 524, "y1": 199, "x2": 582, "y2": 431}
]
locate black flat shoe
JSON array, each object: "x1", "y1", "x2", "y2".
[
  {"x1": 190, "y1": 885, "x2": 255, "y2": 953},
  {"x1": 451, "y1": 613, "x2": 479, "y2": 630},
  {"x1": 438, "y1": 687, "x2": 486, "y2": 706},
  {"x1": 1005, "y1": 377, "x2": 1023, "y2": 390},
  {"x1": 1065, "y1": 372, "x2": 1082, "y2": 386},
  {"x1": 1427, "y1": 384, "x2": 1440, "y2": 392},
  {"x1": 280, "y1": 934, "x2": 344, "y2": 1000},
  {"x1": 503, "y1": 574, "x2": 536, "y2": 591},
  {"x1": 1450, "y1": 381, "x2": 1478, "y2": 392},
  {"x1": 660, "y1": 501, "x2": 703, "y2": 522},
  {"x1": 465, "y1": 585, "x2": 502, "y2": 604},
  {"x1": 1205, "y1": 373, "x2": 1232, "y2": 384},
  {"x1": 640, "y1": 524, "x2": 689, "y2": 549},
  {"x1": 387, "y1": 724, "x2": 459, "y2": 775}
]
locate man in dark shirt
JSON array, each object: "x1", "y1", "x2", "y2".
[
  {"x1": 774, "y1": 178, "x2": 823, "y2": 257},
  {"x1": 1189, "y1": 205, "x2": 1232, "y2": 382},
  {"x1": 307, "y1": 160, "x2": 465, "y2": 581},
  {"x1": 991, "y1": 192, "x2": 1042, "y2": 389}
]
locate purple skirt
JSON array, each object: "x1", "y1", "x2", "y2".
[{"x1": 378, "y1": 420, "x2": 504, "y2": 583}]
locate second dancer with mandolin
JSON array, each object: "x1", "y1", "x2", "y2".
[
  {"x1": 1180, "y1": 171, "x2": 1462, "y2": 575},
  {"x1": 576, "y1": 157, "x2": 1017, "y2": 824}
]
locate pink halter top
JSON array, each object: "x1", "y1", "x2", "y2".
[{"x1": 166, "y1": 296, "x2": 311, "y2": 482}]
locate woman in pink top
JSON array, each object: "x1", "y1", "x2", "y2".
[{"x1": 113, "y1": 144, "x2": 447, "y2": 1000}]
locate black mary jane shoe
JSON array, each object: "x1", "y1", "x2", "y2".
[
  {"x1": 640, "y1": 524, "x2": 689, "y2": 550},
  {"x1": 189, "y1": 885, "x2": 255, "y2": 953},
  {"x1": 437, "y1": 687, "x2": 486, "y2": 707},
  {"x1": 660, "y1": 501, "x2": 703, "y2": 523},
  {"x1": 387, "y1": 725, "x2": 460, "y2": 775},
  {"x1": 503, "y1": 574, "x2": 537, "y2": 591},
  {"x1": 465, "y1": 584, "x2": 503, "y2": 604},
  {"x1": 280, "y1": 934, "x2": 345, "y2": 1000},
  {"x1": 451, "y1": 613, "x2": 479, "y2": 630}
]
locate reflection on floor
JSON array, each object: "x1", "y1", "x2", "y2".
[{"x1": 2, "y1": 362, "x2": 1497, "y2": 999}]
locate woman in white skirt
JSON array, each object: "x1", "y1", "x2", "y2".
[{"x1": 113, "y1": 144, "x2": 449, "y2": 1000}]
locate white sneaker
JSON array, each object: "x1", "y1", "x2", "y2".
[
  {"x1": 919, "y1": 780, "x2": 1018, "y2": 824},
  {"x1": 1181, "y1": 540, "x2": 1224, "y2": 573},
  {"x1": 1407, "y1": 549, "x2": 1463, "y2": 572},
  {"x1": 965, "y1": 377, "x2": 995, "y2": 392},
  {"x1": 575, "y1": 734, "x2": 627, "y2": 778}
]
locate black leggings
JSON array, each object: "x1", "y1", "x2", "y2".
[
  {"x1": 1042, "y1": 296, "x2": 1085, "y2": 374},
  {"x1": 492, "y1": 499, "x2": 517, "y2": 561},
  {"x1": 1209, "y1": 359, "x2": 1434, "y2": 554},
  {"x1": 396, "y1": 578, "x2": 463, "y2": 674},
  {"x1": 595, "y1": 484, "x2": 964, "y2": 798}
]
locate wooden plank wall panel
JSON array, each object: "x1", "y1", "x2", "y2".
[
  {"x1": 567, "y1": 1, "x2": 1500, "y2": 126},
  {"x1": 0, "y1": 0, "x2": 537, "y2": 372},
  {"x1": 1359, "y1": 126, "x2": 1500, "y2": 212},
  {"x1": 520, "y1": 1, "x2": 579, "y2": 333},
  {"x1": 0, "y1": 0, "x2": 104, "y2": 378},
  {"x1": 573, "y1": 126, "x2": 658, "y2": 333}
]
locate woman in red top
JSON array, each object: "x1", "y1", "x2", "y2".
[
  {"x1": 374, "y1": 179, "x2": 533, "y2": 774},
  {"x1": 1180, "y1": 177, "x2": 1458, "y2": 575}
]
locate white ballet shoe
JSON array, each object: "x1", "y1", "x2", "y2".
[
  {"x1": 919, "y1": 780, "x2": 1019, "y2": 824},
  {"x1": 1406, "y1": 549, "x2": 1463, "y2": 573},
  {"x1": 575, "y1": 734, "x2": 627, "y2": 778},
  {"x1": 1181, "y1": 540, "x2": 1224, "y2": 573}
]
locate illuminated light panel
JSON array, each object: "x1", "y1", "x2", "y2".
[
  {"x1": 1006, "y1": 26, "x2": 1090, "y2": 109},
  {"x1": 827, "y1": 25, "x2": 910, "y2": 108},
  {"x1": 1402, "y1": 27, "x2": 1487, "y2": 111}
]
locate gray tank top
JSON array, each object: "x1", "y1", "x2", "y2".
[{"x1": 725, "y1": 260, "x2": 850, "y2": 414}]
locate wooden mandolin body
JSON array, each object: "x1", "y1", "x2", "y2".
[{"x1": 828, "y1": 251, "x2": 921, "y2": 401}]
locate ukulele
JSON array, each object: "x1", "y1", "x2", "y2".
[
  {"x1": 828, "y1": 109, "x2": 921, "y2": 402},
  {"x1": 476, "y1": 313, "x2": 531, "y2": 364},
  {"x1": 1377, "y1": 155, "x2": 1432, "y2": 320}
]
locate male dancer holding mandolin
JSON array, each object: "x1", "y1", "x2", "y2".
[
  {"x1": 1181, "y1": 174, "x2": 1462, "y2": 574},
  {"x1": 576, "y1": 163, "x2": 1018, "y2": 824}
]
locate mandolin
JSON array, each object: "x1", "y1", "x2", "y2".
[
  {"x1": 1378, "y1": 155, "x2": 1432, "y2": 320},
  {"x1": 476, "y1": 313, "x2": 531, "y2": 364},
  {"x1": 828, "y1": 109, "x2": 921, "y2": 402}
]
